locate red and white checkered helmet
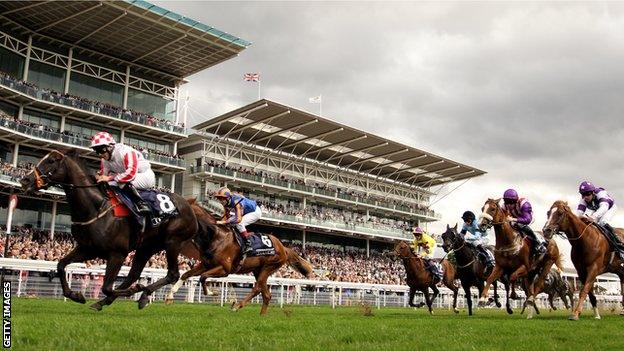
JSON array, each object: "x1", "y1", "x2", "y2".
[{"x1": 90, "y1": 131, "x2": 116, "y2": 148}]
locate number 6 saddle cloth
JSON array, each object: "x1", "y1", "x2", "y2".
[
  {"x1": 109, "y1": 187, "x2": 179, "y2": 229},
  {"x1": 233, "y1": 230, "x2": 277, "y2": 257}
]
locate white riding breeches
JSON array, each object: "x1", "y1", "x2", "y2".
[
  {"x1": 236, "y1": 207, "x2": 263, "y2": 233},
  {"x1": 585, "y1": 204, "x2": 618, "y2": 226},
  {"x1": 108, "y1": 169, "x2": 156, "y2": 189}
]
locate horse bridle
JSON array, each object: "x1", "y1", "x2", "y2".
[
  {"x1": 479, "y1": 202, "x2": 508, "y2": 230},
  {"x1": 32, "y1": 150, "x2": 100, "y2": 190},
  {"x1": 546, "y1": 205, "x2": 591, "y2": 241}
]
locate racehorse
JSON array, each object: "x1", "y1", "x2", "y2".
[
  {"x1": 477, "y1": 198, "x2": 563, "y2": 319},
  {"x1": 394, "y1": 241, "x2": 459, "y2": 314},
  {"x1": 441, "y1": 224, "x2": 502, "y2": 315},
  {"x1": 542, "y1": 200, "x2": 624, "y2": 320},
  {"x1": 537, "y1": 268, "x2": 574, "y2": 311},
  {"x1": 165, "y1": 200, "x2": 314, "y2": 315},
  {"x1": 19, "y1": 150, "x2": 198, "y2": 310}
]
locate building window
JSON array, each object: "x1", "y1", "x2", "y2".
[
  {"x1": 68, "y1": 72, "x2": 123, "y2": 107},
  {"x1": 27, "y1": 60, "x2": 65, "y2": 92},
  {"x1": 0, "y1": 47, "x2": 24, "y2": 78},
  {"x1": 127, "y1": 88, "x2": 175, "y2": 121}
]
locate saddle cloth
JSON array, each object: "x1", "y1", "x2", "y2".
[
  {"x1": 233, "y1": 231, "x2": 277, "y2": 257},
  {"x1": 110, "y1": 187, "x2": 179, "y2": 228}
]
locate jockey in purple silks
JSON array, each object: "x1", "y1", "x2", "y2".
[
  {"x1": 576, "y1": 181, "x2": 624, "y2": 259},
  {"x1": 499, "y1": 189, "x2": 547, "y2": 255}
]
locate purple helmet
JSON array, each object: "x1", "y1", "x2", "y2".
[
  {"x1": 503, "y1": 188, "x2": 518, "y2": 200},
  {"x1": 579, "y1": 181, "x2": 596, "y2": 194}
]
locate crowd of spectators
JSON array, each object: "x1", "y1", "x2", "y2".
[
  {"x1": 0, "y1": 225, "x2": 405, "y2": 285},
  {"x1": 0, "y1": 159, "x2": 32, "y2": 182},
  {"x1": 257, "y1": 201, "x2": 411, "y2": 234},
  {"x1": 0, "y1": 110, "x2": 182, "y2": 165},
  {"x1": 200, "y1": 159, "x2": 435, "y2": 217},
  {"x1": 0, "y1": 70, "x2": 184, "y2": 133}
]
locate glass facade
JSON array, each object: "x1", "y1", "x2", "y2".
[
  {"x1": 125, "y1": 132, "x2": 170, "y2": 153},
  {"x1": 68, "y1": 73, "x2": 123, "y2": 107},
  {"x1": 127, "y1": 88, "x2": 175, "y2": 120},
  {"x1": 64, "y1": 121, "x2": 119, "y2": 142},
  {"x1": 0, "y1": 47, "x2": 24, "y2": 78},
  {"x1": 22, "y1": 109, "x2": 60, "y2": 130},
  {"x1": 27, "y1": 61, "x2": 66, "y2": 92}
]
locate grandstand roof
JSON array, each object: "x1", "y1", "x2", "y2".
[
  {"x1": 194, "y1": 100, "x2": 486, "y2": 188},
  {"x1": 0, "y1": 0, "x2": 250, "y2": 79}
]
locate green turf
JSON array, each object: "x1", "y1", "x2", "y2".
[{"x1": 9, "y1": 298, "x2": 624, "y2": 351}]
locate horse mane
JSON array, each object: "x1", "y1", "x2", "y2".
[{"x1": 63, "y1": 149, "x2": 96, "y2": 183}]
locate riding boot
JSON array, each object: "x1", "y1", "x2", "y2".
[
  {"x1": 478, "y1": 245, "x2": 495, "y2": 268},
  {"x1": 520, "y1": 225, "x2": 546, "y2": 255},
  {"x1": 603, "y1": 224, "x2": 624, "y2": 260},
  {"x1": 123, "y1": 183, "x2": 151, "y2": 215}
]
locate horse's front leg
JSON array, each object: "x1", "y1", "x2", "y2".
[
  {"x1": 58, "y1": 246, "x2": 96, "y2": 304},
  {"x1": 165, "y1": 263, "x2": 210, "y2": 304},
  {"x1": 479, "y1": 265, "x2": 502, "y2": 306}
]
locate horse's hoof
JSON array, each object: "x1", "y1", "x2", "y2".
[
  {"x1": 68, "y1": 292, "x2": 86, "y2": 304},
  {"x1": 164, "y1": 298, "x2": 174, "y2": 306},
  {"x1": 495, "y1": 302, "x2": 502, "y2": 308},
  {"x1": 206, "y1": 289, "x2": 216, "y2": 296},
  {"x1": 595, "y1": 315, "x2": 601, "y2": 320},
  {"x1": 569, "y1": 315, "x2": 579, "y2": 321},
  {"x1": 453, "y1": 308, "x2": 459, "y2": 314},
  {"x1": 506, "y1": 306, "x2": 513, "y2": 315},
  {"x1": 89, "y1": 302, "x2": 103, "y2": 311},
  {"x1": 138, "y1": 294, "x2": 150, "y2": 310}
]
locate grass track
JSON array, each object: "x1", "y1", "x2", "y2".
[{"x1": 11, "y1": 298, "x2": 624, "y2": 350}]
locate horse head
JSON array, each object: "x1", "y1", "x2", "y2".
[
  {"x1": 478, "y1": 198, "x2": 504, "y2": 232},
  {"x1": 20, "y1": 150, "x2": 75, "y2": 193},
  {"x1": 542, "y1": 200, "x2": 571, "y2": 239},
  {"x1": 441, "y1": 223, "x2": 462, "y2": 253},
  {"x1": 394, "y1": 241, "x2": 413, "y2": 259}
]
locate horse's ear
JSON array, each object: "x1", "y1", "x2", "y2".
[
  {"x1": 453, "y1": 223, "x2": 458, "y2": 231},
  {"x1": 446, "y1": 224, "x2": 450, "y2": 229}
]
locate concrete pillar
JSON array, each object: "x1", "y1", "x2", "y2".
[
  {"x1": 60, "y1": 115, "x2": 66, "y2": 132},
  {"x1": 12, "y1": 143, "x2": 19, "y2": 167},
  {"x1": 366, "y1": 239, "x2": 370, "y2": 258},
  {"x1": 50, "y1": 201, "x2": 57, "y2": 240},
  {"x1": 63, "y1": 48, "x2": 73, "y2": 94},
  {"x1": 22, "y1": 35, "x2": 32, "y2": 81},
  {"x1": 123, "y1": 65, "x2": 130, "y2": 109},
  {"x1": 302, "y1": 229, "x2": 306, "y2": 250}
]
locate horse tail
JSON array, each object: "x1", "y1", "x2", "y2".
[{"x1": 286, "y1": 248, "x2": 314, "y2": 278}]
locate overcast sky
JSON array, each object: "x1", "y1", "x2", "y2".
[{"x1": 155, "y1": 1, "x2": 624, "y2": 253}]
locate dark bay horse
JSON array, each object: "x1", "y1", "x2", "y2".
[
  {"x1": 165, "y1": 200, "x2": 313, "y2": 315},
  {"x1": 394, "y1": 241, "x2": 459, "y2": 314},
  {"x1": 477, "y1": 198, "x2": 563, "y2": 319},
  {"x1": 543, "y1": 200, "x2": 624, "y2": 320},
  {"x1": 20, "y1": 150, "x2": 198, "y2": 310},
  {"x1": 441, "y1": 224, "x2": 502, "y2": 315}
]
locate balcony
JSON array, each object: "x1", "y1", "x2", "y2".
[
  {"x1": 0, "y1": 75, "x2": 185, "y2": 139},
  {"x1": 0, "y1": 118, "x2": 185, "y2": 172},
  {"x1": 189, "y1": 165, "x2": 440, "y2": 221}
]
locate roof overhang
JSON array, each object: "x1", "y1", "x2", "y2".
[
  {"x1": 193, "y1": 99, "x2": 486, "y2": 188},
  {"x1": 0, "y1": 0, "x2": 250, "y2": 80}
]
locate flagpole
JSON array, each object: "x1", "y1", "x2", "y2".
[{"x1": 258, "y1": 72, "x2": 261, "y2": 100}]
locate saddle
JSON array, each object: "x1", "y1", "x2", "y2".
[
  {"x1": 109, "y1": 188, "x2": 179, "y2": 229},
  {"x1": 232, "y1": 229, "x2": 276, "y2": 257},
  {"x1": 593, "y1": 224, "x2": 624, "y2": 259}
]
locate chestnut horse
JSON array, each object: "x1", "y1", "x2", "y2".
[
  {"x1": 394, "y1": 241, "x2": 459, "y2": 314},
  {"x1": 441, "y1": 224, "x2": 502, "y2": 315},
  {"x1": 477, "y1": 198, "x2": 563, "y2": 319},
  {"x1": 166, "y1": 200, "x2": 313, "y2": 315},
  {"x1": 542, "y1": 200, "x2": 624, "y2": 320},
  {"x1": 19, "y1": 150, "x2": 198, "y2": 310}
]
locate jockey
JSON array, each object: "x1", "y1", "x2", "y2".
[
  {"x1": 500, "y1": 189, "x2": 547, "y2": 255},
  {"x1": 576, "y1": 181, "x2": 624, "y2": 257},
  {"x1": 91, "y1": 131, "x2": 153, "y2": 215},
  {"x1": 411, "y1": 227, "x2": 442, "y2": 280},
  {"x1": 461, "y1": 211, "x2": 494, "y2": 267},
  {"x1": 214, "y1": 187, "x2": 262, "y2": 254}
]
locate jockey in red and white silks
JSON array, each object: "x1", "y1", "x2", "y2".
[{"x1": 100, "y1": 142, "x2": 155, "y2": 189}]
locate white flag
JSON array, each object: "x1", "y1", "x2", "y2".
[{"x1": 309, "y1": 95, "x2": 322, "y2": 104}]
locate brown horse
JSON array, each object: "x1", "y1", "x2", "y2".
[
  {"x1": 165, "y1": 200, "x2": 313, "y2": 315},
  {"x1": 19, "y1": 150, "x2": 198, "y2": 310},
  {"x1": 542, "y1": 200, "x2": 624, "y2": 320},
  {"x1": 477, "y1": 198, "x2": 563, "y2": 319},
  {"x1": 394, "y1": 241, "x2": 459, "y2": 314}
]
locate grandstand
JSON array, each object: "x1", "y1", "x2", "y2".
[
  {"x1": 0, "y1": 0, "x2": 249, "y2": 236},
  {"x1": 179, "y1": 99, "x2": 486, "y2": 260}
]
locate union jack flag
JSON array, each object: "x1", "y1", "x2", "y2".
[{"x1": 243, "y1": 73, "x2": 260, "y2": 82}]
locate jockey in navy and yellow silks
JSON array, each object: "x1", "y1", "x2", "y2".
[
  {"x1": 411, "y1": 227, "x2": 436, "y2": 258},
  {"x1": 214, "y1": 187, "x2": 262, "y2": 254}
]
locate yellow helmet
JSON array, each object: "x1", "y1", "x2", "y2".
[{"x1": 215, "y1": 186, "x2": 232, "y2": 199}]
